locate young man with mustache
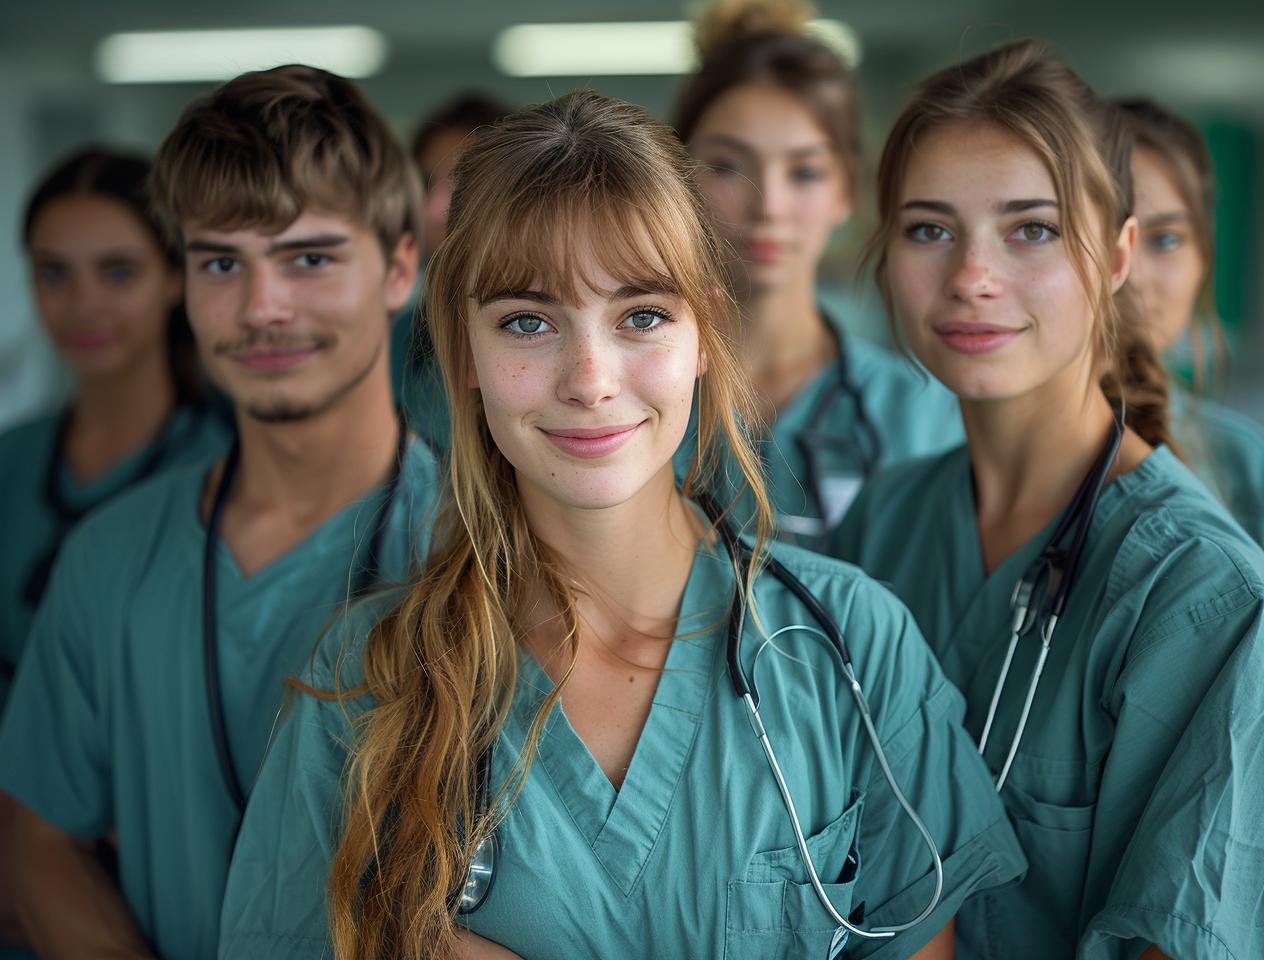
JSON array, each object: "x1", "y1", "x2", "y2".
[{"x1": 0, "y1": 65, "x2": 439, "y2": 960}]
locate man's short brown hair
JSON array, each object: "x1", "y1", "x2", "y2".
[{"x1": 150, "y1": 64, "x2": 421, "y2": 254}]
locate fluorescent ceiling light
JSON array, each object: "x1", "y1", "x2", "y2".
[
  {"x1": 95, "y1": 26, "x2": 388, "y2": 84},
  {"x1": 493, "y1": 19, "x2": 861, "y2": 77}
]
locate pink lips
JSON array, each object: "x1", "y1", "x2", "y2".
[
  {"x1": 934, "y1": 321, "x2": 1022, "y2": 355},
  {"x1": 539, "y1": 423, "x2": 643, "y2": 458},
  {"x1": 747, "y1": 240, "x2": 784, "y2": 263}
]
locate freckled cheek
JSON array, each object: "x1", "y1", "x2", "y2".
[
  {"x1": 478, "y1": 357, "x2": 557, "y2": 420},
  {"x1": 624, "y1": 346, "x2": 699, "y2": 412}
]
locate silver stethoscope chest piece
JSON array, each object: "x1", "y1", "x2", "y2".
[{"x1": 458, "y1": 832, "x2": 498, "y2": 914}]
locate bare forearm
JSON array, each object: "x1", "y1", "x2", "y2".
[{"x1": 11, "y1": 803, "x2": 155, "y2": 960}]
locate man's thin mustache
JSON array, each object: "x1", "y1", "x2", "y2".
[{"x1": 212, "y1": 331, "x2": 336, "y2": 355}]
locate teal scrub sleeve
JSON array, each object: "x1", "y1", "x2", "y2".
[
  {"x1": 1078, "y1": 553, "x2": 1264, "y2": 960},
  {"x1": 840, "y1": 579, "x2": 1027, "y2": 959},
  {"x1": 0, "y1": 529, "x2": 112, "y2": 836}
]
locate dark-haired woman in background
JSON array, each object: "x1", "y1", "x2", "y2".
[
  {"x1": 834, "y1": 40, "x2": 1264, "y2": 960},
  {"x1": 673, "y1": 0, "x2": 962, "y2": 548},
  {"x1": 1120, "y1": 98, "x2": 1264, "y2": 545},
  {"x1": 0, "y1": 150, "x2": 231, "y2": 704}
]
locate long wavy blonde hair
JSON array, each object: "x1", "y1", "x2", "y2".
[{"x1": 326, "y1": 89, "x2": 774, "y2": 960}]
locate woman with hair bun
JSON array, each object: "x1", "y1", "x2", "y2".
[
  {"x1": 218, "y1": 89, "x2": 1026, "y2": 960},
  {"x1": 834, "y1": 40, "x2": 1264, "y2": 960},
  {"x1": 1120, "y1": 98, "x2": 1264, "y2": 545},
  {"x1": 674, "y1": 0, "x2": 962, "y2": 549}
]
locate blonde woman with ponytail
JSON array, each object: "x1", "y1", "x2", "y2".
[
  {"x1": 218, "y1": 90, "x2": 1024, "y2": 960},
  {"x1": 833, "y1": 40, "x2": 1264, "y2": 960},
  {"x1": 673, "y1": 0, "x2": 963, "y2": 550}
]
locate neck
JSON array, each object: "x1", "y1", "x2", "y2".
[
  {"x1": 521, "y1": 465, "x2": 706, "y2": 649},
  {"x1": 742, "y1": 274, "x2": 831, "y2": 373},
  {"x1": 63, "y1": 344, "x2": 176, "y2": 482},
  {"x1": 216, "y1": 350, "x2": 400, "y2": 576},
  {"x1": 963, "y1": 361, "x2": 1117, "y2": 574},
  {"x1": 740, "y1": 272, "x2": 836, "y2": 418}
]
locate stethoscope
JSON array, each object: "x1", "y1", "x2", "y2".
[
  {"x1": 19, "y1": 407, "x2": 195, "y2": 609},
  {"x1": 5, "y1": 408, "x2": 197, "y2": 686},
  {"x1": 203, "y1": 416, "x2": 407, "y2": 814},
  {"x1": 779, "y1": 325, "x2": 884, "y2": 544},
  {"x1": 457, "y1": 497, "x2": 944, "y2": 958},
  {"x1": 978, "y1": 399, "x2": 1125, "y2": 792}
]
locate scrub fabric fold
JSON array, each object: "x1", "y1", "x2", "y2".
[
  {"x1": 833, "y1": 443, "x2": 1264, "y2": 960},
  {"x1": 219, "y1": 537, "x2": 1025, "y2": 960}
]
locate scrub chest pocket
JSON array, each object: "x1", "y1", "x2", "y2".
[{"x1": 725, "y1": 797, "x2": 862, "y2": 960}]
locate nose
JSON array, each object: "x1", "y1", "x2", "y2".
[
  {"x1": 752, "y1": 168, "x2": 789, "y2": 224},
  {"x1": 947, "y1": 240, "x2": 1004, "y2": 301},
  {"x1": 241, "y1": 265, "x2": 293, "y2": 327},
  {"x1": 559, "y1": 333, "x2": 620, "y2": 408},
  {"x1": 68, "y1": 276, "x2": 106, "y2": 323}
]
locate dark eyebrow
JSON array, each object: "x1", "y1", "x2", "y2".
[
  {"x1": 998, "y1": 199, "x2": 1058, "y2": 214},
  {"x1": 183, "y1": 233, "x2": 350, "y2": 256},
  {"x1": 898, "y1": 199, "x2": 1059, "y2": 215},
  {"x1": 267, "y1": 233, "x2": 349, "y2": 254},
  {"x1": 900, "y1": 200, "x2": 955, "y2": 215},
  {"x1": 184, "y1": 239, "x2": 238, "y2": 254}
]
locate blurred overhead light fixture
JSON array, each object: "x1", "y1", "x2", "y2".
[
  {"x1": 95, "y1": 26, "x2": 388, "y2": 84},
  {"x1": 493, "y1": 19, "x2": 861, "y2": 77}
]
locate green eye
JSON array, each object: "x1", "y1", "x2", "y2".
[{"x1": 504, "y1": 315, "x2": 549, "y2": 336}]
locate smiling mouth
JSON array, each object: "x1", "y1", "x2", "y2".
[
  {"x1": 230, "y1": 346, "x2": 324, "y2": 372},
  {"x1": 933, "y1": 322, "x2": 1023, "y2": 355},
  {"x1": 538, "y1": 423, "x2": 644, "y2": 458}
]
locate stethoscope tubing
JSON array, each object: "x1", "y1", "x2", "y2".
[
  {"x1": 202, "y1": 416, "x2": 408, "y2": 814},
  {"x1": 703, "y1": 495, "x2": 944, "y2": 941},
  {"x1": 977, "y1": 401, "x2": 1125, "y2": 792}
]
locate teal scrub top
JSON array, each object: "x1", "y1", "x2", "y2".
[
  {"x1": 674, "y1": 313, "x2": 963, "y2": 550},
  {"x1": 0, "y1": 404, "x2": 231, "y2": 712},
  {"x1": 219, "y1": 537, "x2": 1025, "y2": 960},
  {"x1": 391, "y1": 304, "x2": 451, "y2": 455},
  {"x1": 832, "y1": 444, "x2": 1264, "y2": 960},
  {"x1": 0, "y1": 439, "x2": 441, "y2": 960},
  {"x1": 1170, "y1": 385, "x2": 1264, "y2": 546}
]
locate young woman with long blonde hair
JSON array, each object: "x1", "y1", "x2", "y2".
[
  {"x1": 835, "y1": 40, "x2": 1264, "y2": 960},
  {"x1": 218, "y1": 90, "x2": 1024, "y2": 960}
]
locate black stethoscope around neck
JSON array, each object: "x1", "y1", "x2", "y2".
[
  {"x1": 978, "y1": 398, "x2": 1125, "y2": 791},
  {"x1": 20, "y1": 406, "x2": 193, "y2": 609},
  {"x1": 202, "y1": 416, "x2": 408, "y2": 812}
]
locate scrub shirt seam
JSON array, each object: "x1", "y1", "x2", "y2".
[
  {"x1": 1099, "y1": 902, "x2": 1235, "y2": 960},
  {"x1": 864, "y1": 679, "x2": 956, "y2": 778},
  {"x1": 1126, "y1": 580, "x2": 1259, "y2": 660}
]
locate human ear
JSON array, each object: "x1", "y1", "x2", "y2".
[
  {"x1": 385, "y1": 232, "x2": 421, "y2": 312},
  {"x1": 467, "y1": 361, "x2": 480, "y2": 389},
  {"x1": 1110, "y1": 216, "x2": 1138, "y2": 293},
  {"x1": 698, "y1": 347, "x2": 708, "y2": 377}
]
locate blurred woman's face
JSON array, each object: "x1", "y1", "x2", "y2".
[
  {"x1": 690, "y1": 84, "x2": 851, "y2": 296},
  {"x1": 1127, "y1": 147, "x2": 1207, "y2": 354},
  {"x1": 28, "y1": 193, "x2": 182, "y2": 382}
]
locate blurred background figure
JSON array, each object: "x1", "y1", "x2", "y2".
[
  {"x1": 412, "y1": 93, "x2": 512, "y2": 262},
  {"x1": 674, "y1": 0, "x2": 962, "y2": 548},
  {"x1": 393, "y1": 93, "x2": 511, "y2": 454},
  {"x1": 0, "y1": 150, "x2": 231, "y2": 705},
  {"x1": 0, "y1": 148, "x2": 231, "y2": 958},
  {"x1": 1121, "y1": 98, "x2": 1264, "y2": 544}
]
